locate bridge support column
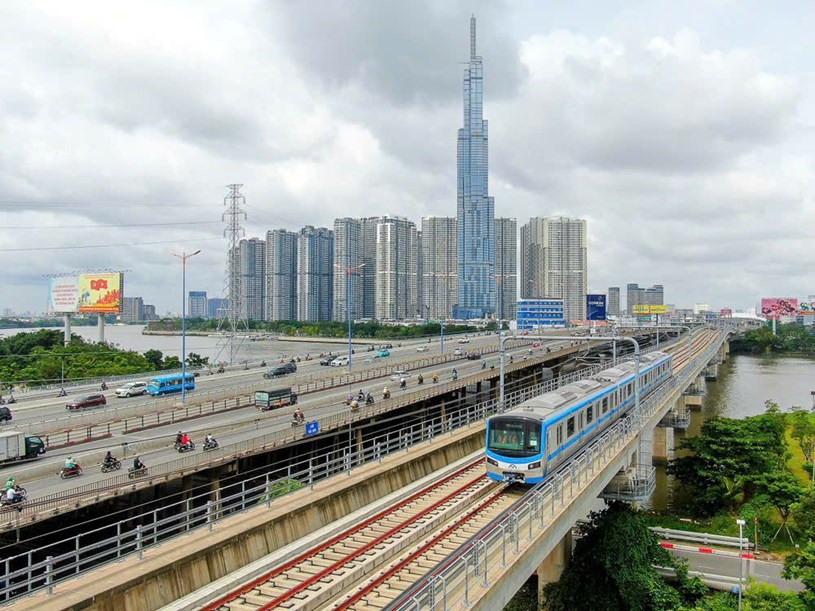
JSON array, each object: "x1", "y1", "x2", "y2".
[
  {"x1": 476, "y1": 381, "x2": 482, "y2": 394},
  {"x1": 439, "y1": 399, "x2": 447, "y2": 432},
  {"x1": 652, "y1": 426, "x2": 674, "y2": 465},
  {"x1": 536, "y1": 530, "x2": 573, "y2": 604},
  {"x1": 356, "y1": 428, "x2": 363, "y2": 463}
]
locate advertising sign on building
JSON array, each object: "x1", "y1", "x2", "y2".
[
  {"x1": 797, "y1": 300, "x2": 815, "y2": 315},
  {"x1": 48, "y1": 273, "x2": 124, "y2": 314},
  {"x1": 632, "y1": 304, "x2": 651, "y2": 315},
  {"x1": 760, "y1": 298, "x2": 798, "y2": 320},
  {"x1": 720, "y1": 308, "x2": 733, "y2": 317},
  {"x1": 586, "y1": 294, "x2": 607, "y2": 321},
  {"x1": 649, "y1": 305, "x2": 668, "y2": 315}
]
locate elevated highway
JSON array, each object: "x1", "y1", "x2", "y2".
[{"x1": 0, "y1": 327, "x2": 725, "y2": 608}]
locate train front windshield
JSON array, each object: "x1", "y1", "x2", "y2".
[{"x1": 487, "y1": 419, "x2": 541, "y2": 458}]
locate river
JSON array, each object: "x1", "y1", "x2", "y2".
[
  {"x1": 0, "y1": 325, "x2": 353, "y2": 364},
  {"x1": 649, "y1": 354, "x2": 815, "y2": 512}
]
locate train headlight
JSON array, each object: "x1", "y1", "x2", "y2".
[
  {"x1": 528, "y1": 461, "x2": 541, "y2": 470},
  {"x1": 486, "y1": 457, "x2": 498, "y2": 466}
]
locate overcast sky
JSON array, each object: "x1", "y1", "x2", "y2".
[{"x1": 1, "y1": 0, "x2": 812, "y2": 315}]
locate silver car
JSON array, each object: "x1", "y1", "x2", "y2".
[{"x1": 115, "y1": 381, "x2": 148, "y2": 398}]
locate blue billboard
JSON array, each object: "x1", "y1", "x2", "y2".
[{"x1": 586, "y1": 294, "x2": 607, "y2": 321}]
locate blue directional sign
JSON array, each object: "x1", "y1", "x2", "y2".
[{"x1": 305, "y1": 421, "x2": 320, "y2": 436}]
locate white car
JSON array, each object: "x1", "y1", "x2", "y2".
[
  {"x1": 457, "y1": 338, "x2": 470, "y2": 344},
  {"x1": 453, "y1": 348, "x2": 464, "y2": 356},
  {"x1": 416, "y1": 346, "x2": 429, "y2": 352},
  {"x1": 331, "y1": 357, "x2": 349, "y2": 367},
  {"x1": 390, "y1": 370, "x2": 412, "y2": 381},
  {"x1": 115, "y1": 381, "x2": 148, "y2": 398}
]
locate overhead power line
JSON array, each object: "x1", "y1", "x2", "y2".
[
  {"x1": 0, "y1": 237, "x2": 223, "y2": 253},
  {"x1": 4, "y1": 221, "x2": 220, "y2": 230}
]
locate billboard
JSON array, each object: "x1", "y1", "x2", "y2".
[
  {"x1": 720, "y1": 308, "x2": 733, "y2": 317},
  {"x1": 632, "y1": 304, "x2": 668, "y2": 315},
  {"x1": 49, "y1": 273, "x2": 123, "y2": 314},
  {"x1": 586, "y1": 294, "x2": 607, "y2": 321},
  {"x1": 761, "y1": 298, "x2": 798, "y2": 320},
  {"x1": 798, "y1": 300, "x2": 815, "y2": 315}
]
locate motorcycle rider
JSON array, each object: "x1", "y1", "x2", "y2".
[
  {"x1": 100, "y1": 381, "x2": 108, "y2": 391},
  {"x1": 5, "y1": 486, "x2": 20, "y2": 504},
  {"x1": 133, "y1": 456, "x2": 145, "y2": 471},
  {"x1": 481, "y1": 359, "x2": 487, "y2": 370},
  {"x1": 383, "y1": 387, "x2": 390, "y2": 400},
  {"x1": 175, "y1": 431, "x2": 183, "y2": 446},
  {"x1": 103, "y1": 451, "x2": 116, "y2": 467},
  {"x1": 399, "y1": 377, "x2": 406, "y2": 389},
  {"x1": 5, "y1": 476, "x2": 15, "y2": 491},
  {"x1": 432, "y1": 372, "x2": 438, "y2": 383},
  {"x1": 57, "y1": 388, "x2": 67, "y2": 397},
  {"x1": 417, "y1": 374, "x2": 424, "y2": 385},
  {"x1": 365, "y1": 392, "x2": 374, "y2": 405},
  {"x1": 180, "y1": 432, "x2": 191, "y2": 448},
  {"x1": 205, "y1": 433, "x2": 216, "y2": 447},
  {"x1": 452, "y1": 368, "x2": 458, "y2": 380},
  {"x1": 65, "y1": 456, "x2": 77, "y2": 472},
  {"x1": 293, "y1": 407, "x2": 304, "y2": 424}
]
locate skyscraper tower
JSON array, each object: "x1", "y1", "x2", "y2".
[{"x1": 456, "y1": 15, "x2": 495, "y2": 318}]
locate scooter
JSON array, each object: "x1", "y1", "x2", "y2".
[
  {"x1": 128, "y1": 466, "x2": 148, "y2": 479},
  {"x1": 291, "y1": 414, "x2": 305, "y2": 426},
  {"x1": 203, "y1": 439, "x2": 219, "y2": 451},
  {"x1": 176, "y1": 441, "x2": 196, "y2": 453},
  {"x1": 101, "y1": 459, "x2": 122, "y2": 473},
  {"x1": 59, "y1": 465, "x2": 83, "y2": 479},
  {"x1": 365, "y1": 394, "x2": 374, "y2": 406},
  {"x1": 1, "y1": 487, "x2": 26, "y2": 505}
]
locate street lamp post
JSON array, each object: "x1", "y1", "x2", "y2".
[
  {"x1": 334, "y1": 263, "x2": 365, "y2": 373},
  {"x1": 737, "y1": 518, "x2": 746, "y2": 610},
  {"x1": 171, "y1": 249, "x2": 201, "y2": 403}
]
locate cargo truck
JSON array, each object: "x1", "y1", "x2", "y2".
[{"x1": 0, "y1": 431, "x2": 46, "y2": 463}]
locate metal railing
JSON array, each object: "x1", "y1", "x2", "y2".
[
  {"x1": 0, "y1": 333, "x2": 724, "y2": 604},
  {"x1": 391, "y1": 334, "x2": 727, "y2": 610}
]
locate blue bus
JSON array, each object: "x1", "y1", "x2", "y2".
[{"x1": 146, "y1": 373, "x2": 196, "y2": 396}]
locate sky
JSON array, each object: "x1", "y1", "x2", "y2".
[{"x1": 1, "y1": 0, "x2": 813, "y2": 315}]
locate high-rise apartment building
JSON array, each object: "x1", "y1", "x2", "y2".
[
  {"x1": 375, "y1": 217, "x2": 418, "y2": 321},
  {"x1": 188, "y1": 291, "x2": 207, "y2": 319},
  {"x1": 121, "y1": 297, "x2": 144, "y2": 323},
  {"x1": 645, "y1": 284, "x2": 664, "y2": 306},
  {"x1": 297, "y1": 226, "x2": 334, "y2": 322},
  {"x1": 266, "y1": 229, "x2": 298, "y2": 321},
  {"x1": 207, "y1": 297, "x2": 227, "y2": 320},
  {"x1": 142, "y1": 304, "x2": 158, "y2": 321},
  {"x1": 360, "y1": 217, "x2": 381, "y2": 319},
  {"x1": 520, "y1": 216, "x2": 587, "y2": 322},
  {"x1": 420, "y1": 217, "x2": 458, "y2": 320},
  {"x1": 456, "y1": 16, "x2": 495, "y2": 318},
  {"x1": 607, "y1": 287, "x2": 621, "y2": 317},
  {"x1": 626, "y1": 283, "x2": 639, "y2": 315},
  {"x1": 495, "y1": 217, "x2": 517, "y2": 320},
  {"x1": 239, "y1": 237, "x2": 266, "y2": 321},
  {"x1": 333, "y1": 218, "x2": 365, "y2": 323}
]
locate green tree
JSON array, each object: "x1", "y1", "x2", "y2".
[
  {"x1": 669, "y1": 415, "x2": 787, "y2": 515},
  {"x1": 783, "y1": 542, "x2": 815, "y2": 608},
  {"x1": 791, "y1": 485, "x2": 815, "y2": 541},
  {"x1": 541, "y1": 501, "x2": 705, "y2": 611},
  {"x1": 162, "y1": 355, "x2": 181, "y2": 369},
  {"x1": 185, "y1": 352, "x2": 209, "y2": 367},
  {"x1": 143, "y1": 349, "x2": 164, "y2": 371},
  {"x1": 754, "y1": 471, "x2": 805, "y2": 543},
  {"x1": 789, "y1": 408, "x2": 815, "y2": 463}
]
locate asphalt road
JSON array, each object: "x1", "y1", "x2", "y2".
[{"x1": 674, "y1": 548, "x2": 803, "y2": 592}]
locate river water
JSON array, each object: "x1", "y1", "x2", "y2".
[
  {"x1": 0, "y1": 325, "x2": 351, "y2": 364},
  {"x1": 650, "y1": 354, "x2": 815, "y2": 512}
]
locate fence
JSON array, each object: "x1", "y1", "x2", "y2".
[{"x1": 0, "y1": 332, "x2": 726, "y2": 604}]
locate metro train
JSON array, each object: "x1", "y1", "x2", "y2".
[{"x1": 485, "y1": 351, "x2": 673, "y2": 484}]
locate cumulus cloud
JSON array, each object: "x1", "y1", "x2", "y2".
[{"x1": 0, "y1": 1, "x2": 811, "y2": 314}]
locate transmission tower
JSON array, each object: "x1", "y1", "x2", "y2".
[{"x1": 215, "y1": 184, "x2": 249, "y2": 364}]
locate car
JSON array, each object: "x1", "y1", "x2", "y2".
[
  {"x1": 453, "y1": 348, "x2": 464, "y2": 356},
  {"x1": 66, "y1": 394, "x2": 107, "y2": 410},
  {"x1": 390, "y1": 370, "x2": 412, "y2": 381},
  {"x1": 263, "y1": 362, "x2": 297, "y2": 378},
  {"x1": 380, "y1": 343, "x2": 394, "y2": 349},
  {"x1": 0, "y1": 406, "x2": 11, "y2": 422},
  {"x1": 457, "y1": 337, "x2": 470, "y2": 344},
  {"x1": 320, "y1": 356, "x2": 337, "y2": 366},
  {"x1": 331, "y1": 356, "x2": 350, "y2": 367},
  {"x1": 376, "y1": 349, "x2": 390, "y2": 357},
  {"x1": 416, "y1": 346, "x2": 429, "y2": 352},
  {"x1": 115, "y1": 381, "x2": 148, "y2": 398},
  {"x1": 466, "y1": 352, "x2": 482, "y2": 360}
]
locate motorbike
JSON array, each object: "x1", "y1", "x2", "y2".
[
  {"x1": 349, "y1": 399, "x2": 360, "y2": 410},
  {"x1": 176, "y1": 441, "x2": 196, "y2": 453},
  {"x1": 60, "y1": 465, "x2": 83, "y2": 479},
  {"x1": 1, "y1": 486, "x2": 26, "y2": 505},
  {"x1": 383, "y1": 389, "x2": 391, "y2": 400},
  {"x1": 417, "y1": 376, "x2": 424, "y2": 385},
  {"x1": 101, "y1": 459, "x2": 122, "y2": 473},
  {"x1": 57, "y1": 388, "x2": 67, "y2": 397},
  {"x1": 203, "y1": 439, "x2": 219, "y2": 451},
  {"x1": 100, "y1": 382, "x2": 108, "y2": 391},
  {"x1": 128, "y1": 466, "x2": 148, "y2": 479},
  {"x1": 365, "y1": 394, "x2": 374, "y2": 406},
  {"x1": 291, "y1": 413, "x2": 305, "y2": 426}
]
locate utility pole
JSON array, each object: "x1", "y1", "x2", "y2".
[{"x1": 216, "y1": 184, "x2": 249, "y2": 365}]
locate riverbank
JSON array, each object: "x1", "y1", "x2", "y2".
[{"x1": 141, "y1": 330, "x2": 211, "y2": 337}]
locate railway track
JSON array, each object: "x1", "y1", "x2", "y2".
[{"x1": 205, "y1": 459, "x2": 500, "y2": 610}]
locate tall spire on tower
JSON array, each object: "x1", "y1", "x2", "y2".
[{"x1": 470, "y1": 14, "x2": 476, "y2": 59}]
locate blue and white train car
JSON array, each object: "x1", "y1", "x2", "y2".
[{"x1": 486, "y1": 351, "x2": 673, "y2": 484}]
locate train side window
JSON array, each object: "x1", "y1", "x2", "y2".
[
  {"x1": 602, "y1": 397, "x2": 609, "y2": 413},
  {"x1": 567, "y1": 417, "x2": 575, "y2": 437},
  {"x1": 587, "y1": 404, "x2": 594, "y2": 423}
]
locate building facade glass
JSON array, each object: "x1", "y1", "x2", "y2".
[{"x1": 456, "y1": 15, "x2": 495, "y2": 318}]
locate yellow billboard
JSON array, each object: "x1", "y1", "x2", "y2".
[
  {"x1": 78, "y1": 273, "x2": 123, "y2": 313},
  {"x1": 632, "y1": 305, "x2": 651, "y2": 314},
  {"x1": 632, "y1": 304, "x2": 667, "y2": 315},
  {"x1": 650, "y1": 305, "x2": 668, "y2": 315}
]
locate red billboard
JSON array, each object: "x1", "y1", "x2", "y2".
[
  {"x1": 720, "y1": 308, "x2": 732, "y2": 317},
  {"x1": 760, "y1": 298, "x2": 798, "y2": 320}
]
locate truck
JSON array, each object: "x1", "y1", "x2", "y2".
[
  {"x1": 0, "y1": 431, "x2": 46, "y2": 464},
  {"x1": 254, "y1": 388, "x2": 298, "y2": 411}
]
